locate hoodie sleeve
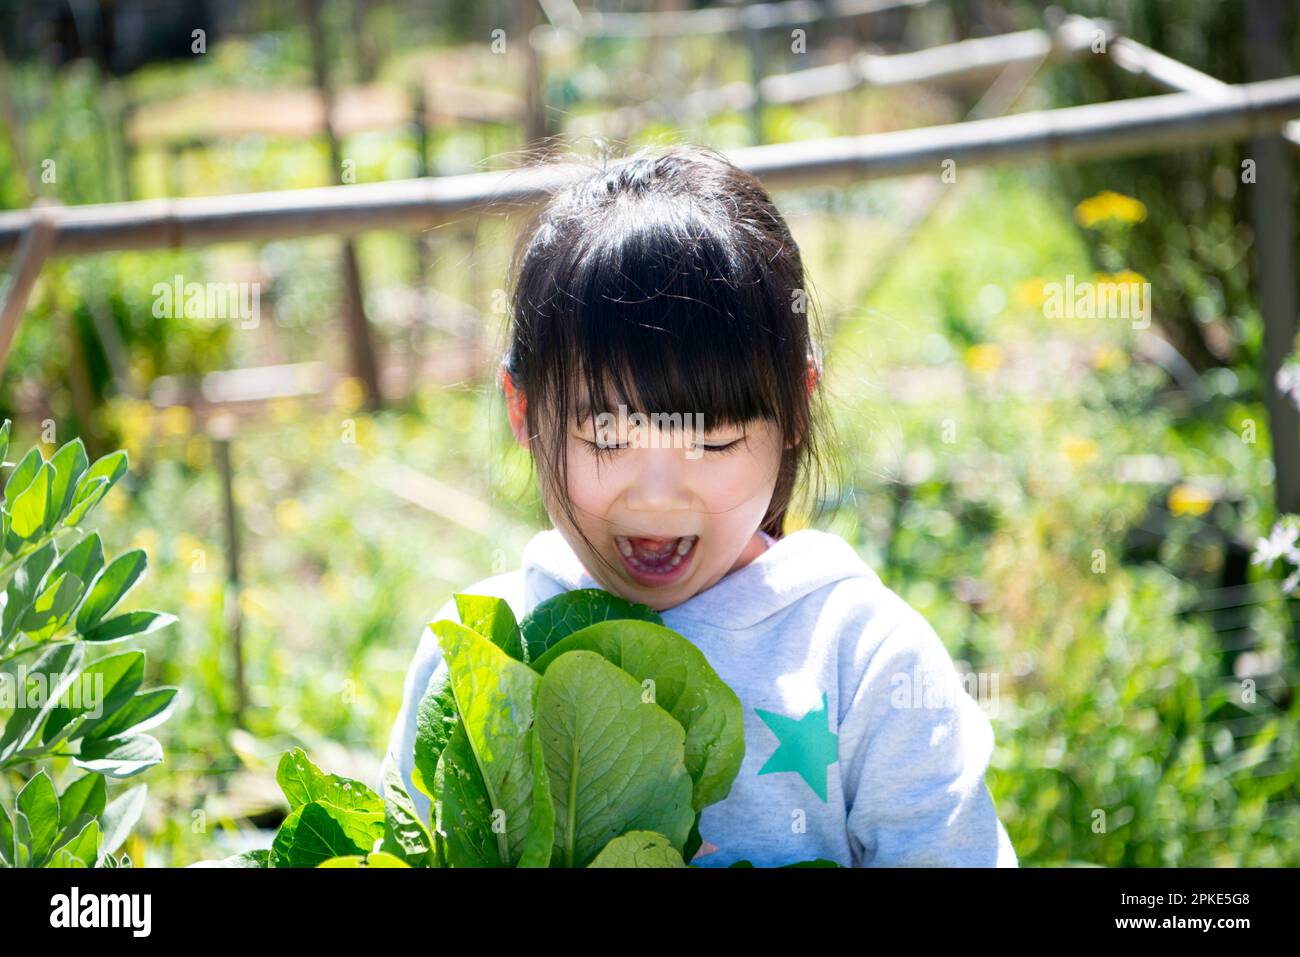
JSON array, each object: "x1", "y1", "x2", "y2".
[
  {"x1": 839, "y1": 601, "x2": 1017, "y2": 867},
  {"x1": 379, "y1": 596, "x2": 456, "y2": 828}
]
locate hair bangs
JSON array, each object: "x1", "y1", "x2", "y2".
[{"x1": 536, "y1": 198, "x2": 796, "y2": 442}]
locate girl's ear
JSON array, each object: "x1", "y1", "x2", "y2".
[
  {"x1": 500, "y1": 366, "x2": 530, "y2": 449},
  {"x1": 786, "y1": 356, "x2": 821, "y2": 450},
  {"x1": 805, "y1": 354, "x2": 821, "y2": 396}
]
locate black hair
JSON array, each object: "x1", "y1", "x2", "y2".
[{"x1": 501, "y1": 142, "x2": 840, "y2": 582}]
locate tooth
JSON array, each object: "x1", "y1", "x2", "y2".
[
  {"x1": 676, "y1": 536, "x2": 694, "y2": 556},
  {"x1": 616, "y1": 536, "x2": 633, "y2": 557}
]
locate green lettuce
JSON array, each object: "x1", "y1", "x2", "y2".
[{"x1": 199, "y1": 588, "x2": 838, "y2": 868}]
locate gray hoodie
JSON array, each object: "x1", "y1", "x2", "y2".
[{"x1": 381, "y1": 526, "x2": 1018, "y2": 867}]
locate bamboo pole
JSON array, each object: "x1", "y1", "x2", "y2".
[
  {"x1": 1109, "y1": 36, "x2": 1239, "y2": 101},
  {"x1": 1101, "y1": 21, "x2": 1300, "y2": 148},
  {"x1": 569, "y1": 16, "x2": 1103, "y2": 140},
  {"x1": 520, "y1": 0, "x2": 553, "y2": 151},
  {"x1": 730, "y1": 75, "x2": 1300, "y2": 187},
  {"x1": 1244, "y1": 0, "x2": 1300, "y2": 517},
  {"x1": 210, "y1": 413, "x2": 247, "y2": 728},
  {"x1": 4, "y1": 76, "x2": 1300, "y2": 257},
  {"x1": 0, "y1": 206, "x2": 57, "y2": 375},
  {"x1": 303, "y1": 0, "x2": 383, "y2": 410},
  {"x1": 557, "y1": 0, "x2": 930, "y2": 38},
  {"x1": 744, "y1": 18, "x2": 766, "y2": 146}
]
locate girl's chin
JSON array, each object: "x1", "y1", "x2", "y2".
[{"x1": 583, "y1": 571, "x2": 683, "y2": 612}]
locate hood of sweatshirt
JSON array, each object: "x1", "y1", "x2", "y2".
[{"x1": 520, "y1": 526, "x2": 881, "y2": 632}]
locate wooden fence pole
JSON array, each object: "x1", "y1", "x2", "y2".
[
  {"x1": 6, "y1": 77, "x2": 1300, "y2": 255},
  {"x1": 304, "y1": 0, "x2": 383, "y2": 410},
  {"x1": 521, "y1": 0, "x2": 553, "y2": 151},
  {"x1": 210, "y1": 413, "x2": 247, "y2": 728},
  {"x1": 408, "y1": 83, "x2": 433, "y2": 403},
  {"x1": 1102, "y1": 19, "x2": 1300, "y2": 149},
  {"x1": 562, "y1": 0, "x2": 930, "y2": 38},
  {"x1": 744, "y1": 13, "x2": 767, "y2": 145},
  {"x1": 1245, "y1": 0, "x2": 1300, "y2": 516},
  {"x1": 0, "y1": 205, "x2": 57, "y2": 378}
]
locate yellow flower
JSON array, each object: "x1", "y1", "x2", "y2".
[
  {"x1": 1092, "y1": 269, "x2": 1148, "y2": 290},
  {"x1": 174, "y1": 532, "x2": 209, "y2": 572},
  {"x1": 1093, "y1": 345, "x2": 1128, "y2": 372},
  {"x1": 342, "y1": 415, "x2": 374, "y2": 448},
  {"x1": 1013, "y1": 278, "x2": 1049, "y2": 310},
  {"x1": 274, "y1": 498, "x2": 306, "y2": 532},
  {"x1": 963, "y1": 343, "x2": 1003, "y2": 374},
  {"x1": 130, "y1": 355, "x2": 155, "y2": 384},
  {"x1": 130, "y1": 528, "x2": 159, "y2": 557},
  {"x1": 1110, "y1": 269, "x2": 1146, "y2": 287},
  {"x1": 238, "y1": 587, "x2": 274, "y2": 622},
  {"x1": 183, "y1": 581, "x2": 217, "y2": 608},
  {"x1": 321, "y1": 570, "x2": 348, "y2": 602},
  {"x1": 107, "y1": 397, "x2": 154, "y2": 460},
  {"x1": 269, "y1": 396, "x2": 302, "y2": 424},
  {"x1": 1075, "y1": 191, "x2": 1147, "y2": 229},
  {"x1": 159, "y1": 404, "x2": 192, "y2": 438},
  {"x1": 1168, "y1": 484, "x2": 1214, "y2": 517},
  {"x1": 1059, "y1": 436, "x2": 1099, "y2": 468},
  {"x1": 332, "y1": 377, "x2": 366, "y2": 415},
  {"x1": 185, "y1": 435, "x2": 211, "y2": 470}
]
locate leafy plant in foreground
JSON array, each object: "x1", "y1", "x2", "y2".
[
  {"x1": 198, "y1": 587, "x2": 837, "y2": 867},
  {"x1": 0, "y1": 420, "x2": 178, "y2": 867}
]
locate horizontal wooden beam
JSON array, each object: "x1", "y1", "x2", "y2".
[
  {"x1": 732, "y1": 74, "x2": 1300, "y2": 187},
  {"x1": 540, "y1": 0, "x2": 930, "y2": 38},
  {"x1": 572, "y1": 16, "x2": 1102, "y2": 138},
  {"x1": 1103, "y1": 27, "x2": 1300, "y2": 147},
  {"x1": 3, "y1": 75, "x2": 1300, "y2": 257}
]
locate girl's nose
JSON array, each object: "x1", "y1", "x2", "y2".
[{"x1": 623, "y1": 446, "x2": 693, "y2": 513}]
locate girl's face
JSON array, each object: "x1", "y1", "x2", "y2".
[{"x1": 502, "y1": 370, "x2": 784, "y2": 612}]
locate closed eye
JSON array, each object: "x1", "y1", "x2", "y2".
[
  {"x1": 579, "y1": 436, "x2": 745, "y2": 458},
  {"x1": 696, "y1": 438, "x2": 745, "y2": 455},
  {"x1": 577, "y1": 438, "x2": 626, "y2": 461}
]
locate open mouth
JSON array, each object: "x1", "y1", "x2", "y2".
[{"x1": 614, "y1": 534, "x2": 698, "y2": 585}]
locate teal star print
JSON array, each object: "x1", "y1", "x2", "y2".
[{"x1": 754, "y1": 692, "x2": 838, "y2": 802}]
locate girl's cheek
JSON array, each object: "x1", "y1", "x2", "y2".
[
  {"x1": 704, "y1": 462, "x2": 775, "y2": 514},
  {"x1": 564, "y1": 448, "x2": 617, "y2": 512},
  {"x1": 703, "y1": 442, "x2": 781, "y2": 506}
]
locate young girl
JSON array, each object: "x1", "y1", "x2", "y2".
[{"x1": 383, "y1": 143, "x2": 1017, "y2": 868}]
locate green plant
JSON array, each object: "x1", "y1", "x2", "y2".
[
  {"x1": 0, "y1": 420, "x2": 178, "y2": 867},
  {"x1": 196, "y1": 587, "x2": 836, "y2": 868}
]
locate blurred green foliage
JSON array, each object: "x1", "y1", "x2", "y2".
[{"x1": 0, "y1": 1, "x2": 1295, "y2": 867}]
